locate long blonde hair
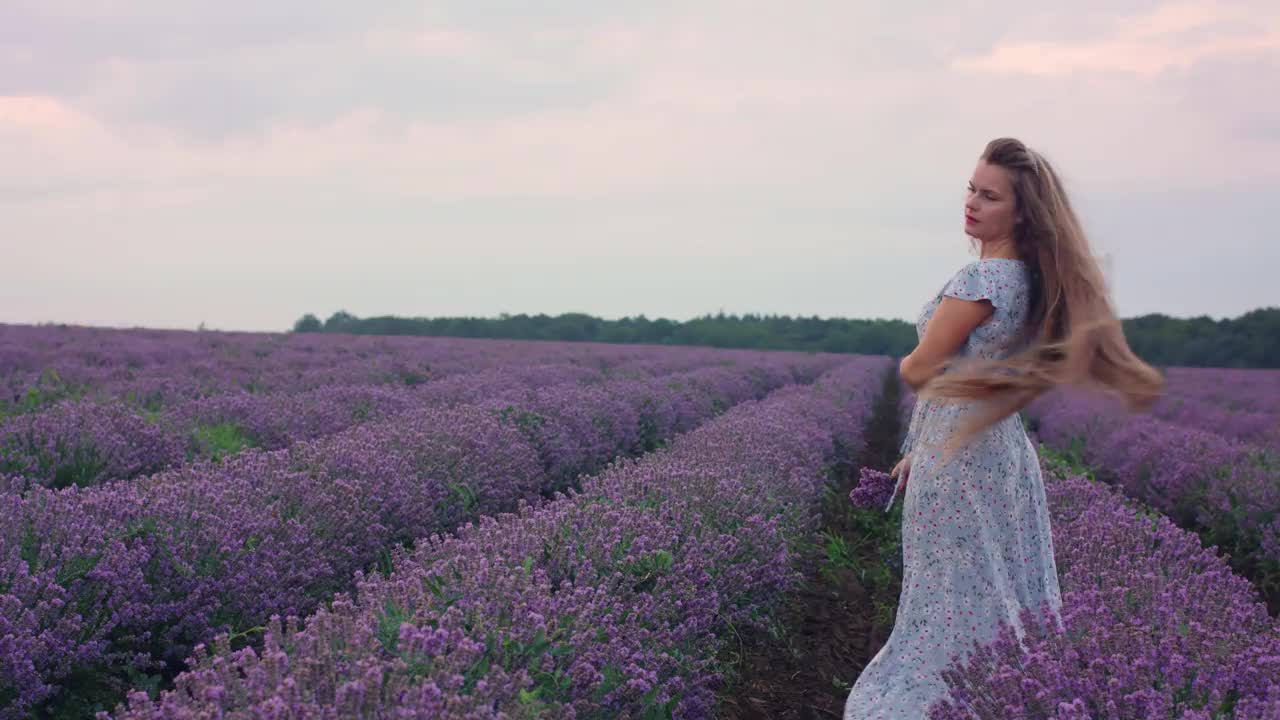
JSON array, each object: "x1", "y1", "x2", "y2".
[{"x1": 917, "y1": 138, "x2": 1165, "y2": 460}]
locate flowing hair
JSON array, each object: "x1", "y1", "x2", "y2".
[{"x1": 917, "y1": 138, "x2": 1165, "y2": 462}]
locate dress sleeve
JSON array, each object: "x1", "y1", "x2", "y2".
[{"x1": 941, "y1": 261, "x2": 1003, "y2": 308}]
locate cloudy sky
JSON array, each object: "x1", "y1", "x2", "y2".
[{"x1": 3, "y1": 1, "x2": 1277, "y2": 332}]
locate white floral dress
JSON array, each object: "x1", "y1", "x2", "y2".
[{"x1": 844, "y1": 258, "x2": 1064, "y2": 719}]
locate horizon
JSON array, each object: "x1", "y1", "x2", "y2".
[{"x1": 3, "y1": 302, "x2": 1273, "y2": 338}]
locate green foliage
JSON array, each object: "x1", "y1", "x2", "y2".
[
  {"x1": 191, "y1": 421, "x2": 253, "y2": 461},
  {"x1": 322, "y1": 310, "x2": 359, "y2": 333},
  {"x1": 1037, "y1": 442, "x2": 1094, "y2": 481},
  {"x1": 292, "y1": 313, "x2": 323, "y2": 332},
  {"x1": 55, "y1": 552, "x2": 103, "y2": 587},
  {"x1": 293, "y1": 311, "x2": 917, "y2": 355},
  {"x1": 18, "y1": 523, "x2": 40, "y2": 575},
  {"x1": 40, "y1": 662, "x2": 132, "y2": 720},
  {"x1": 434, "y1": 481, "x2": 479, "y2": 523},
  {"x1": 289, "y1": 307, "x2": 1280, "y2": 368},
  {"x1": 491, "y1": 406, "x2": 548, "y2": 445},
  {"x1": 0, "y1": 433, "x2": 108, "y2": 490},
  {"x1": 50, "y1": 445, "x2": 108, "y2": 490},
  {"x1": 622, "y1": 549, "x2": 675, "y2": 594},
  {"x1": 351, "y1": 399, "x2": 374, "y2": 422},
  {"x1": 0, "y1": 367, "x2": 90, "y2": 418},
  {"x1": 376, "y1": 600, "x2": 411, "y2": 654},
  {"x1": 1125, "y1": 308, "x2": 1280, "y2": 368}
]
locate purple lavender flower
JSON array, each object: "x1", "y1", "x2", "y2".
[{"x1": 849, "y1": 467, "x2": 897, "y2": 511}]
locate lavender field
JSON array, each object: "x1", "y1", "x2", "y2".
[
  {"x1": 1, "y1": 323, "x2": 883, "y2": 718},
  {"x1": 2, "y1": 323, "x2": 1279, "y2": 718}
]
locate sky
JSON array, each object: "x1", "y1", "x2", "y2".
[{"x1": 2, "y1": 1, "x2": 1277, "y2": 333}]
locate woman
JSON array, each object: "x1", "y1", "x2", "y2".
[{"x1": 843, "y1": 138, "x2": 1164, "y2": 718}]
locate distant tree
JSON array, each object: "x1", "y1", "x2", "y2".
[
  {"x1": 293, "y1": 314, "x2": 322, "y2": 333},
  {"x1": 323, "y1": 310, "x2": 359, "y2": 333},
  {"x1": 288, "y1": 305, "x2": 1280, "y2": 368}
]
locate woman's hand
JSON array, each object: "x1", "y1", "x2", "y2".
[{"x1": 890, "y1": 453, "x2": 912, "y2": 495}]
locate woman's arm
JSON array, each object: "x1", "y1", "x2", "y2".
[{"x1": 899, "y1": 296, "x2": 994, "y2": 391}]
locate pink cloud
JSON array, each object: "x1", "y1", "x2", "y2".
[
  {"x1": 362, "y1": 26, "x2": 485, "y2": 58},
  {"x1": 952, "y1": 0, "x2": 1279, "y2": 76},
  {"x1": 0, "y1": 95, "x2": 94, "y2": 132},
  {"x1": 4, "y1": 1, "x2": 1280, "y2": 219}
]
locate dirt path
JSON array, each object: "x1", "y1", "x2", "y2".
[{"x1": 715, "y1": 368, "x2": 906, "y2": 719}]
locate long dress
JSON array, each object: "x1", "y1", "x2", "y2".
[{"x1": 843, "y1": 257, "x2": 1064, "y2": 719}]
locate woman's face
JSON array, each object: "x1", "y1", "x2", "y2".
[{"x1": 964, "y1": 159, "x2": 1018, "y2": 242}]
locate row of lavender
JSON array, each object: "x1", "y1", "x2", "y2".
[
  {"x1": 0, "y1": 337, "x2": 838, "y2": 489},
  {"x1": 102, "y1": 358, "x2": 892, "y2": 719},
  {"x1": 859, "y1": 388, "x2": 1279, "y2": 717},
  {"x1": 1161, "y1": 366, "x2": 1280, "y2": 415},
  {"x1": 1, "y1": 357, "x2": 837, "y2": 718},
  {"x1": 1024, "y1": 387, "x2": 1280, "y2": 613},
  {"x1": 1147, "y1": 367, "x2": 1280, "y2": 449},
  {"x1": 1, "y1": 325, "x2": 551, "y2": 412},
  {"x1": 0, "y1": 365, "x2": 587, "y2": 490},
  {"x1": 0, "y1": 357, "x2": 717, "y2": 491},
  {"x1": 1, "y1": 322, "x2": 802, "y2": 416}
]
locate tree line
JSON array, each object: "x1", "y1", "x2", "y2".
[{"x1": 291, "y1": 307, "x2": 1280, "y2": 369}]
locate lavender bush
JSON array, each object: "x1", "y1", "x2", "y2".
[
  {"x1": 927, "y1": 465, "x2": 1280, "y2": 719},
  {"x1": 1025, "y1": 388, "x2": 1280, "y2": 610},
  {"x1": 0, "y1": 399, "x2": 186, "y2": 489}
]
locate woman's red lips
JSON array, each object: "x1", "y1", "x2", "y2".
[{"x1": 965, "y1": 214, "x2": 978, "y2": 224}]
